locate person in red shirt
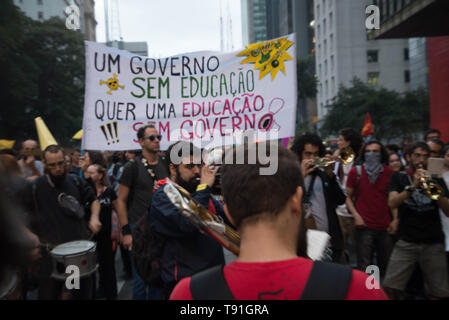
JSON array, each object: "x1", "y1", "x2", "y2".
[
  {"x1": 170, "y1": 143, "x2": 387, "y2": 300},
  {"x1": 346, "y1": 141, "x2": 395, "y2": 280}
]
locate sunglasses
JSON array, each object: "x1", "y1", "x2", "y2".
[{"x1": 143, "y1": 135, "x2": 162, "y2": 141}]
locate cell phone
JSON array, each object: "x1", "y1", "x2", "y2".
[{"x1": 428, "y1": 157, "x2": 445, "y2": 178}]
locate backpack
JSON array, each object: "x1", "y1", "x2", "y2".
[
  {"x1": 131, "y1": 212, "x2": 166, "y2": 288},
  {"x1": 129, "y1": 156, "x2": 167, "y2": 287},
  {"x1": 190, "y1": 261, "x2": 353, "y2": 300}
]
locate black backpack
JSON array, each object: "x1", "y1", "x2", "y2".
[
  {"x1": 129, "y1": 156, "x2": 168, "y2": 288},
  {"x1": 131, "y1": 212, "x2": 166, "y2": 288},
  {"x1": 190, "y1": 261, "x2": 353, "y2": 300}
]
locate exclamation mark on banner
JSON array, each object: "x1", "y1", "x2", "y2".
[
  {"x1": 100, "y1": 124, "x2": 111, "y2": 145},
  {"x1": 113, "y1": 121, "x2": 119, "y2": 143},
  {"x1": 106, "y1": 122, "x2": 116, "y2": 144}
]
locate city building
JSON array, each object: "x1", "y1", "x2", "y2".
[
  {"x1": 372, "y1": 0, "x2": 449, "y2": 142},
  {"x1": 241, "y1": 0, "x2": 316, "y2": 131},
  {"x1": 13, "y1": 0, "x2": 96, "y2": 41},
  {"x1": 313, "y1": 0, "x2": 410, "y2": 123}
]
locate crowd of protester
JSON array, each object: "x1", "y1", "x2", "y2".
[{"x1": 0, "y1": 127, "x2": 448, "y2": 300}]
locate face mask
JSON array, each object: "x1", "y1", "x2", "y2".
[{"x1": 364, "y1": 151, "x2": 382, "y2": 184}]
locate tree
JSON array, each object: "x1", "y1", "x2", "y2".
[
  {"x1": 0, "y1": 0, "x2": 85, "y2": 146},
  {"x1": 320, "y1": 78, "x2": 429, "y2": 142}
]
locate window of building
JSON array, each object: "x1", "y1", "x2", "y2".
[
  {"x1": 324, "y1": 40, "x2": 327, "y2": 57},
  {"x1": 325, "y1": 80, "x2": 328, "y2": 97},
  {"x1": 323, "y1": 0, "x2": 326, "y2": 15},
  {"x1": 330, "y1": 34, "x2": 334, "y2": 52},
  {"x1": 317, "y1": 25, "x2": 320, "y2": 41},
  {"x1": 368, "y1": 72, "x2": 380, "y2": 86},
  {"x1": 404, "y1": 48, "x2": 409, "y2": 61},
  {"x1": 37, "y1": 0, "x2": 43, "y2": 4},
  {"x1": 367, "y1": 50, "x2": 379, "y2": 63},
  {"x1": 323, "y1": 19, "x2": 327, "y2": 36},
  {"x1": 404, "y1": 70, "x2": 410, "y2": 83},
  {"x1": 331, "y1": 77, "x2": 335, "y2": 94},
  {"x1": 329, "y1": 12, "x2": 333, "y2": 28},
  {"x1": 38, "y1": 11, "x2": 43, "y2": 19},
  {"x1": 316, "y1": 5, "x2": 320, "y2": 19},
  {"x1": 331, "y1": 55, "x2": 334, "y2": 71}
]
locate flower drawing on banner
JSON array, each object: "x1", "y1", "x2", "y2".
[
  {"x1": 237, "y1": 38, "x2": 294, "y2": 80},
  {"x1": 99, "y1": 73, "x2": 125, "y2": 95}
]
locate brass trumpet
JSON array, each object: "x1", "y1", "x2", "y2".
[
  {"x1": 418, "y1": 165, "x2": 443, "y2": 200},
  {"x1": 312, "y1": 147, "x2": 355, "y2": 169}
]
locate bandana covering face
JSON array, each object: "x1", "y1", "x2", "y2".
[{"x1": 364, "y1": 152, "x2": 382, "y2": 184}]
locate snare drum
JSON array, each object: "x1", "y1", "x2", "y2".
[{"x1": 50, "y1": 240, "x2": 98, "y2": 281}]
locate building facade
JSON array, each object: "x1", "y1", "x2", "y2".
[
  {"x1": 241, "y1": 0, "x2": 316, "y2": 130},
  {"x1": 372, "y1": 0, "x2": 449, "y2": 142},
  {"x1": 13, "y1": 0, "x2": 96, "y2": 41},
  {"x1": 314, "y1": 0, "x2": 410, "y2": 122}
]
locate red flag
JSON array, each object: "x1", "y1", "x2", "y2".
[{"x1": 362, "y1": 112, "x2": 373, "y2": 137}]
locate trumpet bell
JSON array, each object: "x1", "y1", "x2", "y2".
[
  {"x1": 339, "y1": 148, "x2": 355, "y2": 165},
  {"x1": 426, "y1": 184, "x2": 443, "y2": 201}
]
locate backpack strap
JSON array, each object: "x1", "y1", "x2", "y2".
[
  {"x1": 354, "y1": 165, "x2": 362, "y2": 198},
  {"x1": 300, "y1": 261, "x2": 352, "y2": 300},
  {"x1": 190, "y1": 265, "x2": 234, "y2": 300}
]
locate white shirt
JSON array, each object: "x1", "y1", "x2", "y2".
[{"x1": 334, "y1": 162, "x2": 353, "y2": 218}]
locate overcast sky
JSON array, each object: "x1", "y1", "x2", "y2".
[{"x1": 94, "y1": 0, "x2": 243, "y2": 57}]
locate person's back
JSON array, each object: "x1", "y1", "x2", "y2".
[{"x1": 170, "y1": 143, "x2": 387, "y2": 300}]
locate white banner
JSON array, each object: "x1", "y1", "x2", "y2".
[{"x1": 82, "y1": 34, "x2": 297, "y2": 150}]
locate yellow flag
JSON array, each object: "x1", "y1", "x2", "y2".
[
  {"x1": 0, "y1": 139, "x2": 15, "y2": 150},
  {"x1": 34, "y1": 117, "x2": 58, "y2": 151},
  {"x1": 72, "y1": 129, "x2": 83, "y2": 140}
]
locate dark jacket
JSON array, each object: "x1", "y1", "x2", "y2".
[
  {"x1": 310, "y1": 170, "x2": 346, "y2": 255},
  {"x1": 148, "y1": 185, "x2": 226, "y2": 288}
]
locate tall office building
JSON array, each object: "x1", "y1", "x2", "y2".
[
  {"x1": 314, "y1": 0, "x2": 410, "y2": 122},
  {"x1": 241, "y1": 0, "x2": 317, "y2": 129},
  {"x1": 13, "y1": 0, "x2": 96, "y2": 41}
]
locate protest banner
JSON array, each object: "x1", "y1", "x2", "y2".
[{"x1": 82, "y1": 34, "x2": 297, "y2": 150}]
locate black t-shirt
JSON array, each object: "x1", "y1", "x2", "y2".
[
  {"x1": 389, "y1": 171, "x2": 448, "y2": 243},
  {"x1": 118, "y1": 155, "x2": 169, "y2": 225},
  {"x1": 95, "y1": 186, "x2": 117, "y2": 240},
  {"x1": 28, "y1": 174, "x2": 97, "y2": 245}
]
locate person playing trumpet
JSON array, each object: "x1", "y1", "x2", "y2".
[
  {"x1": 290, "y1": 133, "x2": 346, "y2": 263},
  {"x1": 149, "y1": 141, "x2": 231, "y2": 299},
  {"x1": 384, "y1": 142, "x2": 449, "y2": 300}
]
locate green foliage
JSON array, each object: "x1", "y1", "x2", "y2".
[
  {"x1": 0, "y1": 0, "x2": 84, "y2": 146},
  {"x1": 320, "y1": 78, "x2": 429, "y2": 142}
]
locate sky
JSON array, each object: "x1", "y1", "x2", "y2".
[{"x1": 94, "y1": 0, "x2": 243, "y2": 58}]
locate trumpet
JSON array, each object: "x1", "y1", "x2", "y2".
[
  {"x1": 418, "y1": 165, "x2": 443, "y2": 200},
  {"x1": 312, "y1": 147, "x2": 355, "y2": 169}
]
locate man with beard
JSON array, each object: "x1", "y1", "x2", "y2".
[
  {"x1": 345, "y1": 141, "x2": 395, "y2": 279},
  {"x1": 116, "y1": 124, "x2": 169, "y2": 300},
  {"x1": 26, "y1": 145, "x2": 101, "y2": 299},
  {"x1": 149, "y1": 141, "x2": 227, "y2": 298},
  {"x1": 384, "y1": 142, "x2": 449, "y2": 299},
  {"x1": 170, "y1": 143, "x2": 387, "y2": 300}
]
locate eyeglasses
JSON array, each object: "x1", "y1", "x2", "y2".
[
  {"x1": 389, "y1": 159, "x2": 401, "y2": 163},
  {"x1": 143, "y1": 135, "x2": 162, "y2": 141},
  {"x1": 412, "y1": 153, "x2": 429, "y2": 159},
  {"x1": 47, "y1": 161, "x2": 65, "y2": 169}
]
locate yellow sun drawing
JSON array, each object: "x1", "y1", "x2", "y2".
[{"x1": 237, "y1": 38, "x2": 294, "y2": 80}]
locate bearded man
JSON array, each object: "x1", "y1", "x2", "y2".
[
  {"x1": 26, "y1": 145, "x2": 101, "y2": 299},
  {"x1": 148, "y1": 141, "x2": 229, "y2": 299}
]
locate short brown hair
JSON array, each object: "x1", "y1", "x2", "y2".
[{"x1": 221, "y1": 143, "x2": 304, "y2": 228}]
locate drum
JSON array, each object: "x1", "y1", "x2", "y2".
[{"x1": 50, "y1": 240, "x2": 98, "y2": 281}]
